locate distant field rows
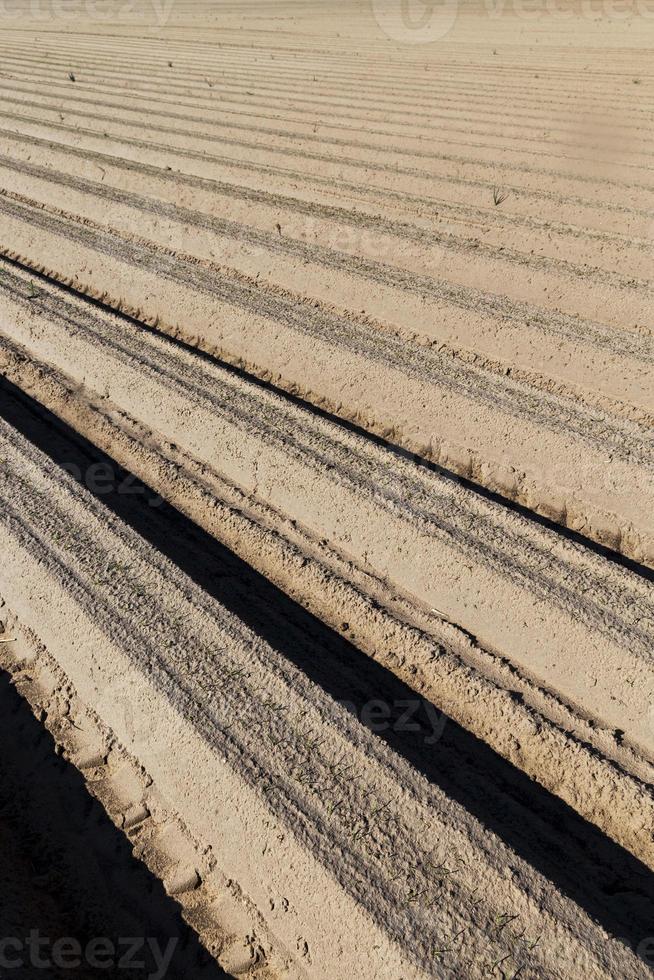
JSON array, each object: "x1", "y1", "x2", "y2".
[{"x1": 0, "y1": 121, "x2": 651, "y2": 560}]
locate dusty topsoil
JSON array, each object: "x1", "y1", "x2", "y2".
[{"x1": 0, "y1": 0, "x2": 652, "y2": 977}]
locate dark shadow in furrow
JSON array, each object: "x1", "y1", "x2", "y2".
[
  {"x1": 0, "y1": 663, "x2": 231, "y2": 979},
  {"x1": 1, "y1": 249, "x2": 651, "y2": 588},
  {"x1": 1, "y1": 376, "x2": 653, "y2": 969}
]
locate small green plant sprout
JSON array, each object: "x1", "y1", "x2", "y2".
[
  {"x1": 369, "y1": 798, "x2": 391, "y2": 818},
  {"x1": 406, "y1": 885, "x2": 429, "y2": 904},
  {"x1": 290, "y1": 762, "x2": 319, "y2": 790},
  {"x1": 325, "y1": 797, "x2": 343, "y2": 817},
  {"x1": 68, "y1": 71, "x2": 76, "y2": 82},
  {"x1": 432, "y1": 945, "x2": 453, "y2": 961},
  {"x1": 488, "y1": 951, "x2": 512, "y2": 974},
  {"x1": 329, "y1": 757, "x2": 354, "y2": 781},
  {"x1": 427, "y1": 857, "x2": 456, "y2": 882},
  {"x1": 27, "y1": 281, "x2": 39, "y2": 300},
  {"x1": 493, "y1": 912, "x2": 519, "y2": 935},
  {"x1": 349, "y1": 819, "x2": 371, "y2": 843},
  {"x1": 260, "y1": 695, "x2": 286, "y2": 715},
  {"x1": 469, "y1": 887, "x2": 482, "y2": 909},
  {"x1": 505, "y1": 964, "x2": 524, "y2": 980},
  {"x1": 304, "y1": 732, "x2": 325, "y2": 752},
  {"x1": 493, "y1": 186, "x2": 509, "y2": 206}
]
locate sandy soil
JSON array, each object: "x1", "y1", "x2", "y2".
[
  {"x1": 0, "y1": 0, "x2": 652, "y2": 977},
  {"x1": 0, "y1": 383, "x2": 653, "y2": 978}
]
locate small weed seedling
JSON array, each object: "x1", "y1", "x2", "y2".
[
  {"x1": 494, "y1": 913, "x2": 519, "y2": 935},
  {"x1": 325, "y1": 797, "x2": 343, "y2": 817},
  {"x1": 493, "y1": 186, "x2": 509, "y2": 206}
]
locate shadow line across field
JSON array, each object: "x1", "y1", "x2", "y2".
[
  {"x1": 1, "y1": 376, "x2": 652, "y2": 969},
  {"x1": 0, "y1": 663, "x2": 231, "y2": 980}
]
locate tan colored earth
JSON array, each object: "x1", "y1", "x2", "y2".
[{"x1": 0, "y1": 0, "x2": 652, "y2": 977}]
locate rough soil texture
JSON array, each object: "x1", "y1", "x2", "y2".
[
  {"x1": 0, "y1": 3, "x2": 652, "y2": 563},
  {"x1": 0, "y1": 390, "x2": 653, "y2": 980},
  {"x1": 0, "y1": 617, "x2": 238, "y2": 980},
  {"x1": 0, "y1": 1, "x2": 652, "y2": 977}
]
